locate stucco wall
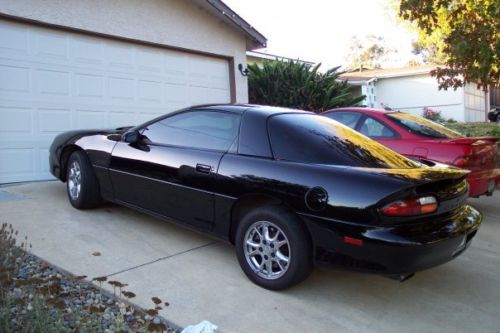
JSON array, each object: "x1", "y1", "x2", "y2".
[
  {"x1": 0, "y1": 0, "x2": 249, "y2": 102},
  {"x1": 374, "y1": 74, "x2": 465, "y2": 122}
]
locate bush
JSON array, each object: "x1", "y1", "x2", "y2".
[
  {"x1": 442, "y1": 122, "x2": 500, "y2": 138},
  {"x1": 248, "y1": 60, "x2": 364, "y2": 113},
  {"x1": 422, "y1": 107, "x2": 444, "y2": 122}
]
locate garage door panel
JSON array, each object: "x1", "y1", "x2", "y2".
[
  {"x1": 105, "y1": 44, "x2": 135, "y2": 69},
  {"x1": 0, "y1": 64, "x2": 30, "y2": 93},
  {"x1": 0, "y1": 23, "x2": 28, "y2": 55},
  {"x1": 138, "y1": 79, "x2": 163, "y2": 103},
  {"x1": 39, "y1": 148, "x2": 50, "y2": 173},
  {"x1": 38, "y1": 108, "x2": 71, "y2": 133},
  {"x1": 0, "y1": 148, "x2": 33, "y2": 174},
  {"x1": 108, "y1": 76, "x2": 135, "y2": 101},
  {"x1": 76, "y1": 109, "x2": 107, "y2": 129},
  {"x1": 36, "y1": 69, "x2": 70, "y2": 96},
  {"x1": 208, "y1": 88, "x2": 231, "y2": 104},
  {"x1": 0, "y1": 106, "x2": 32, "y2": 133},
  {"x1": 75, "y1": 73, "x2": 105, "y2": 98},
  {"x1": 109, "y1": 112, "x2": 135, "y2": 128},
  {"x1": 165, "y1": 83, "x2": 188, "y2": 104},
  {"x1": 33, "y1": 29, "x2": 68, "y2": 60},
  {"x1": 0, "y1": 19, "x2": 231, "y2": 183},
  {"x1": 137, "y1": 49, "x2": 163, "y2": 73},
  {"x1": 71, "y1": 36, "x2": 103, "y2": 65},
  {"x1": 164, "y1": 52, "x2": 188, "y2": 72}
]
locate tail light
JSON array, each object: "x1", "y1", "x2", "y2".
[
  {"x1": 453, "y1": 155, "x2": 484, "y2": 167},
  {"x1": 453, "y1": 143, "x2": 495, "y2": 167},
  {"x1": 381, "y1": 196, "x2": 438, "y2": 216}
]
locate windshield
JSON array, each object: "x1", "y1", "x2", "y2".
[
  {"x1": 268, "y1": 114, "x2": 420, "y2": 169},
  {"x1": 386, "y1": 112, "x2": 462, "y2": 139}
]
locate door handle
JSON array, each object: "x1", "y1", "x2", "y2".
[{"x1": 196, "y1": 163, "x2": 213, "y2": 174}]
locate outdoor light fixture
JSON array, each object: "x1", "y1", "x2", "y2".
[{"x1": 238, "y1": 63, "x2": 249, "y2": 76}]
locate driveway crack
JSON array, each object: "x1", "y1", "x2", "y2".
[{"x1": 105, "y1": 241, "x2": 219, "y2": 277}]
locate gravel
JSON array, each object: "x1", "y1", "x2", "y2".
[{"x1": 3, "y1": 253, "x2": 180, "y2": 332}]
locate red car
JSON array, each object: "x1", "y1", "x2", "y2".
[{"x1": 323, "y1": 108, "x2": 499, "y2": 197}]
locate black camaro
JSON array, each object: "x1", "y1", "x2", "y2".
[{"x1": 49, "y1": 104, "x2": 481, "y2": 290}]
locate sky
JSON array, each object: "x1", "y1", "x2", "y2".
[{"x1": 223, "y1": 0, "x2": 419, "y2": 70}]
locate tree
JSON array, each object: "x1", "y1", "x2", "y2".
[
  {"x1": 247, "y1": 60, "x2": 364, "y2": 113},
  {"x1": 396, "y1": 0, "x2": 499, "y2": 90},
  {"x1": 345, "y1": 35, "x2": 395, "y2": 71}
]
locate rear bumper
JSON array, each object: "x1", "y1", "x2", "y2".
[
  {"x1": 467, "y1": 168, "x2": 500, "y2": 197},
  {"x1": 302, "y1": 205, "x2": 482, "y2": 275}
]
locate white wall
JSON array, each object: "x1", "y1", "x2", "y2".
[
  {"x1": 0, "y1": 0, "x2": 250, "y2": 102},
  {"x1": 373, "y1": 74, "x2": 466, "y2": 122}
]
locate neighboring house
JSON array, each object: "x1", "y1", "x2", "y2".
[
  {"x1": 341, "y1": 65, "x2": 490, "y2": 123},
  {"x1": 0, "y1": 0, "x2": 266, "y2": 183},
  {"x1": 246, "y1": 50, "x2": 314, "y2": 67}
]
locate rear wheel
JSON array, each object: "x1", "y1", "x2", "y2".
[
  {"x1": 66, "y1": 151, "x2": 101, "y2": 209},
  {"x1": 235, "y1": 205, "x2": 313, "y2": 290},
  {"x1": 496, "y1": 114, "x2": 500, "y2": 123}
]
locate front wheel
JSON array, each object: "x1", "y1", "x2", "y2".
[
  {"x1": 66, "y1": 151, "x2": 102, "y2": 209},
  {"x1": 235, "y1": 205, "x2": 313, "y2": 290}
]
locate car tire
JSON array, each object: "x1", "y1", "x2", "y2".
[
  {"x1": 235, "y1": 205, "x2": 313, "y2": 290},
  {"x1": 496, "y1": 114, "x2": 500, "y2": 123},
  {"x1": 66, "y1": 151, "x2": 102, "y2": 209}
]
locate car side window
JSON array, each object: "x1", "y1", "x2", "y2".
[
  {"x1": 325, "y1": 112, "x2": 361, "y2": 129},
  {"x1": 358, "y1": 116, "x2": 396, "y2": 138},
  {"x1": 141, "y1": 110, "x2": 240, "y2": 151}
]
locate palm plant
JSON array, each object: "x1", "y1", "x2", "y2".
[{"x1": 248, "y1": 60, "x2": 364, "y2": 113}]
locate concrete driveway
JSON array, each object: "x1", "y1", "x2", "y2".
[{"x1": 1, "y1": 181, "x2": 499, "y2": 332}]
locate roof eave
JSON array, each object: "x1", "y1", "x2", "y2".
[{"x1": 199, "y1": 0, "x2": 267, "y2": 50}]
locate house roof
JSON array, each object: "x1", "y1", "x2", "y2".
[
  {"x1": 246, "y1": 51, "x2": 315, "y2": 65},
  {"x1": 198, "y1": 0, "x2": 267, "y2": 50},
  {"x1": 340, "y1": 65, "x2": 437, "y2": 83}
]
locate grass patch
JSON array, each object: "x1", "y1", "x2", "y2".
[{"x1": 442, "y1": 122, "x2": 500, "y2": 138}]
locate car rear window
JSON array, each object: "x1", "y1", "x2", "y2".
[
  {"x1": 268, "y1": 113, "x2": 419, "y2": 168},
  {"x1": 386, "y1": 112, "x2": 462, "y2": 138}
]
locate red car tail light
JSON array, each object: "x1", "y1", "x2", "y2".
[
  {"x1": 453, "y1": 155, "x2": 483, "y2": 167},
  {"x1": 381, "y1": 196, "x2": 438, "y2": 216}
]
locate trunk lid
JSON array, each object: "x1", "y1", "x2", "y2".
[{"x1": 358, "y1": 164, "x2": 470, "y2": 222}]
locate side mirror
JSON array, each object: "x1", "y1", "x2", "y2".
[{"x1": 123, "y1": 130, "x2": 140, "y2": 143}]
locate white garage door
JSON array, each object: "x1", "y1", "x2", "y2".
[{"x1": 0, "y1": 20, "x2": 231, "y2": 183}]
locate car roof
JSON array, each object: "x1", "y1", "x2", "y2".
[
  {"x1": 194, "y1": 103, "x2": 311, "y2": 117},
  {"x1": 325, "y1": 107, "x2": 394, "y2": 114}
]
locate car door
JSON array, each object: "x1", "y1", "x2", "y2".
[{"x1": 109, "y1": 109, "x2": 241, "y2": 230}]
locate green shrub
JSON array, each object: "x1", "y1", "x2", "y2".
[
  {"x1": 248, "y1": 60, "x2": 364, "y2": 112},
  {"x1": 443, "y1": 122, "x2": 500, "y2": 138}
]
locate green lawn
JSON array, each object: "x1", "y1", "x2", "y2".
[{"x1": 442, "y1": 122, "x2": 500, "y2": 138}]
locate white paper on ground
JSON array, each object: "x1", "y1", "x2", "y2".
[{"x1": 181, "y1": 320, "x2": 218, "y2": 333}]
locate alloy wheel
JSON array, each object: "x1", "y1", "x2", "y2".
[
  {"x1": 68, "y1": 161, "x2": 81, "y2": 200},
  {"x1": 244, "y1": 221, "x2": 291, "y2": 280}
]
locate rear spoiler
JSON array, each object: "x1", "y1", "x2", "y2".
[
  {"x1": 445, "y1": 137, "x2": 498, "y2": 145},
  {"x1": 355, "y1": 165, "x2": 469, "y2": 186}
]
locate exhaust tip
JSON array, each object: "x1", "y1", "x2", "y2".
[{"x1": 387, "y1": 273, "x2": 415, "y2": 282}]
